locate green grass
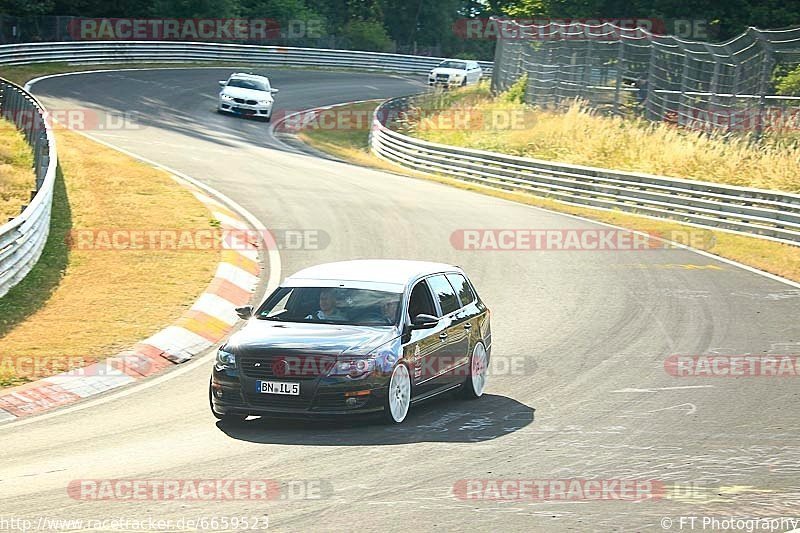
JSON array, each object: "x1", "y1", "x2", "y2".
[
  {"x1": 410, "y1": 82, "x2": 800, "y2": 193},
  {"x1": 0, "y1": 119, "x2": 35, "y2": 222},
  {"x1": 0, "y1": 165, "x2": 70, "y2": 387}
]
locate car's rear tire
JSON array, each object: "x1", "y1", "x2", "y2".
[
  {"x1": 383, "y1": 363, "x2": 411, "y2": 424},
  {"x1": 209, "y1": 380, "x2": 247, "y2": 423},
  {"x1": 462, "y1": 342, "x2": 488, "y2": 399}
]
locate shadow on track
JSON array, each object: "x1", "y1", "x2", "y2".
[{"x1": 216, "y1": 393, "x2": 534, "y2": 446}]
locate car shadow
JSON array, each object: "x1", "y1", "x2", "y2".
[{"x1": 216, "y1": 393, "x2": 534, "y2": 446}]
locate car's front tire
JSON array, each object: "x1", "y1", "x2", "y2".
[
  {"x1": 383, "y1": 363, "x2": 411, "y2": 424},
  {"x1": 462, "y1": 342, "x2": 488, "y2": 399}
]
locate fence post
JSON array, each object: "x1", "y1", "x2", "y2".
[
  {"x1": 644, "y1": 38, "x2": 659, "y2": 121},
  {"x1": 677, "y1": 42, "x2": 691, "y2": 127},
  {"x1": 613, "y1": 37, "x2": 626, "y2": 114},
  {"x1": 753, "y1": 30, "x2": 775, "y2": 140}
]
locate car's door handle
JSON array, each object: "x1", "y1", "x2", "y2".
[
  {"x1": 463, "y1": 323, "x2": 472, "y2": 330},
  {"x1": 439, "y1": 332, "x2": 448, "y2": 340}
]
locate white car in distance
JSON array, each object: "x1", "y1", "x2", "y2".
[
  {"x1": 218, "y1": 73, "x2": 279, "y2": 121},
  {"x1": 428, "y1": 60, "x2": 483, "y2": 88}
]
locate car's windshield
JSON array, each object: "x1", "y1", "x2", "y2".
[
  {"x1": 438, "y1": 60, "x2": 467, "y2": 70},
  {"x1": 226, "y1": 78, "x2": 270, "y2": 91},
  {"x1": 255, "y1": 287, "x2": 402, "y2": 326}
]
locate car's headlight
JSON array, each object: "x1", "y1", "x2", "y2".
[
  {"x1": 220, "y1": 93, "x2": 234, "y2": 101},
  {"x1": 257, "y1": 99, "x2": 272, "y2": 106},
  {"x1": 216, "y1": 348, "x2": 236, "y2": 369},
  {"x1": 329, "y1": 358, "x2": 375, "y2": 379}
]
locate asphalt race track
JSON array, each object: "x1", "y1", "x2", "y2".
[{"x1": 2, "y1": 68, "x2": 800, "y2": 531}]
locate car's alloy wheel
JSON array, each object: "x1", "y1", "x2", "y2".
[
  {"x1": 463, "y1": 342, "x2": 488, "y2": 398},
  {"x1": 384, "y1": 364, "x2": 411, "y2": 424}
]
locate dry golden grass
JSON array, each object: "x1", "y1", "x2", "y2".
[
  {"x1": 0, "y1": 118, "x2": 35, "y2": 222},
  {"x1": 0, "y1": 126, "x2": 219, "y2": 386},
  {"x1": 413, "y1": 86, "x2": 800, "y2": 193},
  {"x1": 300, "y1": 99, "x2": 800, "y2": 284}
]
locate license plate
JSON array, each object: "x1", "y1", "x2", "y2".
[{"x1": 256, "y1": 380, "x2": 300, "y2": 395}]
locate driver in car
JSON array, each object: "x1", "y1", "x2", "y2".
[
  {"x1": 306, "y1": 288, "x2": 346, "y2": 321},
  {"x1": 381, "y1": 299, "x2": 399, "y2": 324}
]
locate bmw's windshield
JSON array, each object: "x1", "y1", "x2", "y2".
[
  {"x1": 255, "y1": 287, "x2": 402, "y2": 326},
  {"x1": 226, "y1": 78, "x2": 270, "y2": 91}
]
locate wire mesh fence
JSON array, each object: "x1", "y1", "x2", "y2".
[{"x1": 490, "y1": 20, "x2": 800, "y2": 136}]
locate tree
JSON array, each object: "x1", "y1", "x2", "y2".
[
  {"x1": 340, "y1": 19, "x2": 391, "y2": 51},
  {"x1": 776, "y1": 64, "x2": 800, "y2": 96}
]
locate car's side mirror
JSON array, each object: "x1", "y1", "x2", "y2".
[
  {"x1": 270, "y1": 88, "x2": 279, "y2": 94},
  {"x1": 235, "y1": 305, "x2": 253, "y2": 319},
  {"x1": 410, "y1": 313, "x2": 439, "y2": 330},
  {"x1": 218, "y1": 80, "x2": 226, "y2": 87}
]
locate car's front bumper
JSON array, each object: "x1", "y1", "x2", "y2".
[
  {"x1": 218, "y1": 100, "x2": 272, "y2": 117},
  {"x1": 428, "y1": 77, "x2": 464, "y2": 87},
  {"x1": 210, "y1": 367, "x2": 388, "y2": 418}
]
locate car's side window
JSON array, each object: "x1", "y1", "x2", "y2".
[
  {"x1": 408, "y1": 280, "x2": 436, "y2": 320},
  {"x1": 426, "y1": 275, "x2": 460, "y2": 316},
  {"x1": 446, "y1": 273, "x2": 476, "y2": 307}
]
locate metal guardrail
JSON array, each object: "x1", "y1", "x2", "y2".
[
  {"x1": 371, "y1": 95, "x2": 800, "y2": 246},
  {"x1": 0, "y1": 41, "x2": 492, "y2": 74},
  {"x1": 0, "y1": 78, "x2": 57, "y2": 298}
]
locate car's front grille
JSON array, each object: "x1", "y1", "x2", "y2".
[
  {"x1": 233, "y1": 98, "x2": 258, "y2": 105},
  {"x1": 436, "y1": 73, "x2": 449, "y2": 81},
  {"x1": 245, "y1": 393, "x2": 313, "y2": 410},
  {"x1": 240, "y1": 355, "x2": 334, "y2": 380}
]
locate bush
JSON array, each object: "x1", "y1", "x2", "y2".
[{"x1": 502, "y1": 73, "x2": 528, "y2": 104}]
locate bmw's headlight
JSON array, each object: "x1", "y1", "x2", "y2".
[
  {"x1": 216, "y1": 347, "x2": 236, "y2": 369},
  {"x1": 329, "y1": 357, "x2": 375, "y2": 379},
  {"x1": 220, "y1": 93, "x2": 234, "y2": 101},
  {"x1": 257, "y1": 99, "x2": 272, "y2": 106}
]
